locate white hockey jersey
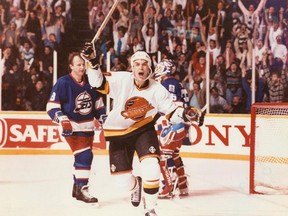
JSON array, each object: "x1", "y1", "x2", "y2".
[{"x1": 96, "y1": 71, "x2": 185, "y2": 138}]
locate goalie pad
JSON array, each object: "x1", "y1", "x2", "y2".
[{"x1": 159, "y1": 155, "x2": 178, "y2": 198}]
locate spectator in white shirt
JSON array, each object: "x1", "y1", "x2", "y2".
[
  {"x1": 269, "y1": 20, "x2": 283, "y2": 50},
  {"x1": 272, "y1": 35, "x2": 287, "y2": 70},
  {"x1": 113, "y1": 23, "x2": 129, "y2": 58},
  {"x1": 237, "y1": 0, "x2": 267, "y2": 32},
  {"x1": 141, "y1": 12, "x2": 158, "y2": 68}
]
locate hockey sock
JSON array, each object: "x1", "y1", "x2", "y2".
[
  {"x1": 143, "y1": 193, "x2": 158, "y2": 211},
  {"x1": 73, "y1": 148, "x2": 93, "y2": 186},
  {"x1": 141, "y1": 157, "x2": 160, "y2": 207}
]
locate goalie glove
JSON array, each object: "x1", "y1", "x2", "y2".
[
  {"x1": 159, "y1": 125, "x2": 176, "y2": 147},
  {"x1": 54, "y1": 111, "x2": 73, "y2": 137},
  {"x1": 182, "y1": 106, "x2": 202, "y2": 125},
  {"x1": 159, "y1": 123, "x2": 186, "y2": 147},
  {"x1": 81, "y1": 42, "x2": 99, "y2": 69}
]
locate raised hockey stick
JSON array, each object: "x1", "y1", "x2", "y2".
[
  {"x1": 91, "y1": 0, "x2": 121, "y2": 52},
  {"x1": 201, "y1": 104, "x2": 208, "y2": 112}
]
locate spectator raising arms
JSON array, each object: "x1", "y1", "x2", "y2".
[
  {"x1": 1, "y1": 0, "x2": 288, "y2": 113},
  {"x1": 262, "y1": 52, "x2": 287, "y2": 102}
]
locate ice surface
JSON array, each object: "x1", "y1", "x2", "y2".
[{"x1": 1, "y1": 155, "x2": 288, "y2": 216}]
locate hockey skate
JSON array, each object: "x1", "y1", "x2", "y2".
[
  {"x1": 176, "y1": 164, "x2": 189, "y2": 197},
  {"x1": 158, "y1": 184, "x2": 173, "y2": 199},
  {"x1": 145, "y1": 208, "x2": 158, "y2": 216},
  {"x1": 178, "y1": 180, "x2": 189, "y2": 196},
  {"x1": 72, "y1": 183, "x2": 99, "y2": 204},
  {"x1": 131, "y1": 176, "x2": 142, "y2": 207},
  {"x1": 143, "y1": 197, "x2": 158, "y2": 216},
  {"x1": 179, "y1": 187, "x2": 189, "y2": 196}
]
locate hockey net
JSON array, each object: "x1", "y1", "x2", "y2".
[{"x1": 250, "y1": 103, "x2": 288, "y2": 194}]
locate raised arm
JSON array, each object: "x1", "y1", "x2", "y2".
[
  {"x1": 81, "y1": 43, "x2": 104, "y2": 89},
  {"x1": 238, "y1": 0, "x2": 249, "y2": 16},
  {"x1": 254, "y1": 0, "x2": 267, "y2": 15},
  {"x1": 279, "y1": 7, "x2": 284, "y2": 30},
  {"x1": 263, "y1": 24, "x2": 270, "y2": 48},
  {"x1": 0, "y1": 7, "x2": 5, "y2": 26},
  {"x1": 199, "y1": 18, "x2": 207, "y2": 48},
  {"x1": 215, "y1": 14, "x2": 221, "y2": 49},
  {"x1": 23, "y1": 9, "x2": 30, "y2": 27}
]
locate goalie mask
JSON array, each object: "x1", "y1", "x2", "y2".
[
  {"x1": 154, "y1": 59, "x2": 176, "y2": 82},
  {"x1": 131, "y1": 51, "x2": 152, "y2": 80}
]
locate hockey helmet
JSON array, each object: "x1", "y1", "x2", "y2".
[
  {"x1": 131, "y1": 51, "x2": 152, "y2": 80},
  {"x1": 131, "y1": 51, "x2": 152, "y2": 68},
  {"x1": 154, "y1": 59, "x2": 176, "y2": 81}
]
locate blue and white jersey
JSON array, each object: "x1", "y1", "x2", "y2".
[
  {"x1": 46, "y1": 73, "x2": 105, "y2": 134},
  {"x1": 161, "y1": 77, "x2": 189, "y2": 107}
]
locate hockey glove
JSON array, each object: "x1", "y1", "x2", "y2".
[
  {"x1": 183, "y1": 106, "x2": 202, "y2": 125},
  {"x1": 54, "y1": 111, "x2": 73, "y2": 137},
  {"x1": 81, "y1": 42, "x2": 99, "y2": 69},
  {"x1": 159, "y1": 125, "x2": 175, "y2": 146},
  {"x1": 99, "y1": 114, "x2": 107, "y2": 125},
  {"x1": 159, "y1": 122, "x2": 186, "y2": 147}
]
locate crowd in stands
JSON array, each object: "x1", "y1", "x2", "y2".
[
  {"x1": 1, "y1": 0, "x2": 288, "y2": 113},
  {"x1": 0, "y1": 0, "x2": 70, "y2": 111}
]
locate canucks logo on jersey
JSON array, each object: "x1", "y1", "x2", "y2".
[{"x1": 121, "y1": 96, "x2": 154, "y2": 122}]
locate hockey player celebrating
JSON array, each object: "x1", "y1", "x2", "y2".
[
  {"x1": 81, "y1": 42, "x2": 203, "y2": 216},
  {"x1": 154, "y1": 59, "x2": 204, "y2": 198},
  {"x1": 46, "y1": 52, "x2": 106, "y2": 205}
]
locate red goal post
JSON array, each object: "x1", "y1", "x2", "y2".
[{"x1": 250, "y1": 103, "x2": 288, "y2": 194}]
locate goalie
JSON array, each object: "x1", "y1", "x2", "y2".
[
  {"x1": 154, "y1": 59, "x2": 204, "y2": 198},
  {"x1": 81, "y1": 43, "x2": 204, "y2": 216}
]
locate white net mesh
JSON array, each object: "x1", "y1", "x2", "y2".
[{"x1": 253, "y1": 106, "x2": 288, "y2": 194}]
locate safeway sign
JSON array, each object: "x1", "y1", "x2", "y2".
[{"x1": 0, "y1": 113, "x2": 106, "y2": 149}]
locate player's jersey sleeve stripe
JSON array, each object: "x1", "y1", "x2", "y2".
[
  {"x1": 97, "y1": 81, "x2": 109, "y2": 95},
  {"x1": 46, "y1": 101, "x2": 61, "y2": 112},
  {"x1": 103, "y1": 116, "x2": 154, "y2": 137}
]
